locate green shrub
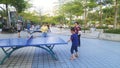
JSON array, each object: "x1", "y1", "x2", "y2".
[
  {"x1": 104, "y1": 29, "x2": 120, "y2": 34},
  {"x1": 81, "y1": 27, "x2": 89, "y2": 30},
  {"x1": 0, "y1": 24, "x2": 3, "y2": 28},
  {"x1": 96, "y1": 26, "x2": 108, "y2": 29}
]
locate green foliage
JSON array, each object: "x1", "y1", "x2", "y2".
[
  {"x1": 103, "y1": 0, "x2": 113, "y2": 4},
  {"x1": 81, "y1": 27, "x2": 89, "y2": 30},
  {"x1": 0, "y1": 24, "x2": 3, "y2": 28},
  {"x1": 104, "y1": 29, "x2": 120, "y2": 34},
  {"x1": 105, "y1": 17, "x2": 114, "y2": 25},
  {"x1": 52, "y1": 15, "x2": 66, "y2": 24},
  {"x1": 96, "y1": 26, "x2": 108, "y2": 29},
  {"x1": 19, "y1": 12, "x2": 40, "y2": 24},
  {"x1": 75, "y1": 19, "x2": 84, "y2": 25},
  {"x1": 42, "y1": 17, "x2": 53, "y2": 24},
  {"x1": 11, "y1": 0, "x2": 28, "y2": 13},
  {"x1": 0, "y1": 10, "x2": 6, "y2": 17},
  {"x1": 0, "y1": 0, "x2": 29, "y2": 13},
  {"x1": 87, "y1": 2, "x2": 97, "y2": 10},
  {"x1": 20, "y1": 12, "x2": 66, "y2": 25},
  {"x1": 102, "y1": 7, "x2": 114, "y2": 18},
  {"x1": 61, "y1": 1, "x2": 83, "y2": 17},
  {"x1": 88, "y1": 12, "x2": 99, "y2": 21}
]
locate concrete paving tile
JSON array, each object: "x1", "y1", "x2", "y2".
[
  {"x1": 25, "y1": 65, "x2": 32, "y2": 68},
  {"x1": 1, "y1": 30, "x2": 120, "y2": 68},
  {"x1": 19, "y1": 65, "x2": 26, "y2": 68},
  {"x1": 13, "y1": 66, "x2": 20, "y2": 68}
]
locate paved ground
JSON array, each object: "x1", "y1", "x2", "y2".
[{"x1": 0, "y1": 27, "x2": 120, "y2": 68}]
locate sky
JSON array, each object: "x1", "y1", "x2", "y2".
[{"x1": 29, "y1": 0, "x2": 58, "y2": 15}]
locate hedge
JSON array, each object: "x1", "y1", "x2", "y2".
[
  {"x1": 0, "y1": 24, "x2": 3, "y2": 28},
  {"x1": 104, "y1": 29, "x2": 120, "y2": 34},
  {"x1": 96, "y1": 26, "x2": 108, "y2": 29}
]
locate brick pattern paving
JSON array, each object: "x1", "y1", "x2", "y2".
[
  {"x1": 0, "y1": 47, "x2": 35, "y2": 68},
  {"x1": 0, "y1": 31, "x2": 120, "y2": 68}
]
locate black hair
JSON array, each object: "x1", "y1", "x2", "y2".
[
  {"x1": 74, "y1": 21, "x2": 79, "y2": 24},
  {"x1": 70, "y1": 27, "x2": 75, "y2": 32}
]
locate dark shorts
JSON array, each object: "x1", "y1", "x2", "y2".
[
  {"x1": 71, "y1": 45, "x2": 78, "y2": 54},
  {"x1": 18, "y1": 30, "x2": 21, "y2": 32}
]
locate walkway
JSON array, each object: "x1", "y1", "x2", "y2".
[{"x1": 0, "y1": 27, "x2": 120, "y2": 68}]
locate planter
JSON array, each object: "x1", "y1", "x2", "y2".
[{"x1": 99, "y1": 33, "x2": 120, "y2": 41}]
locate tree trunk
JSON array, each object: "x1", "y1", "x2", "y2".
[
  {"x1": 6, "y1": 4, "x2": 11, "y2": 28},
  {"x1": 100, "y1": 2, "x2": 102, "y2": 27},
  {"x1": 84, "y1": 0, "x2": 87, "y2": 33},
  {"x1": 69, "y1": 15, "x2": 72, "y2": 24},
  {"x1": 69, "y1": 11, "x2": 72, "y2": 24},
  {"x1": 114, "y1": 0, "x2": 118, "y2": 29}
]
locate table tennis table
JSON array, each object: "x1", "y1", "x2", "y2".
[{"x1": 0, "y1": 36, "x2": 67, "y2": 64}]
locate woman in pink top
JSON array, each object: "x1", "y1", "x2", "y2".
[{"x1": 74, "y1": 22, "x2": 81, "y2": 47}]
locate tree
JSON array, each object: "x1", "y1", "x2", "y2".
[
  {"x1": 114, "y1": 0, "x2": 118, "y2": 29},
  {"x1": 0, "y1": 0, "x2": 29, "y2": 13},
  {"x1": 102, "y1": 7, "x2": 114, "y2": 25},
  {"x1": 97, "y1": 0, "x2": 120, "y2": 29},
  {"x1": 0, "y1": 0, "x2": 30, "y2": 28},
  {"x1": 10, "y1": 0, "x2": 30, "y2": 13},
  {"x1": 19, "y1": 12, "x2": 40, "y2": 24},
  {"x1": 79, "y1": 0, "x2": 97, "y2": 32},
  {"x1": 52, "y1": 15, "x2": 66, "y2": 24},
  {"x1": 60, "y1": 0, "x2": 83, "y2": 24}
]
